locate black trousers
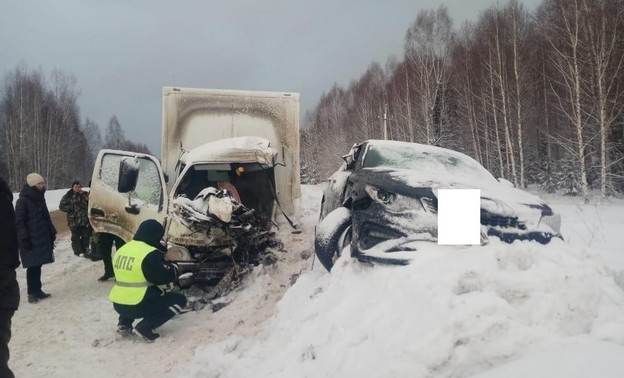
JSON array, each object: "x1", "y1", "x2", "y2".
[
  {"x1": 0, "y1": 310, "x2": 15, "y2": 378},
  {"x1": 97, "y1": 234, "x2": 125, "y2": 277},
  {"x1": 114, "y1": 292, "x2": 187, "y2": 330},
  {"x1": 26, "y1": 266, "x2": 42, "y2": 295},
  {"x1": 70, "y1": 225, "x2": 92, "y2": 256}
]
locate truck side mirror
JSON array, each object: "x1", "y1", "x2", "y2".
[{"x1": 118, "y1": 157, "x2": 140, "y2": 193}]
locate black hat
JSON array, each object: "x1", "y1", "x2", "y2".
[{"x1": 133, "y1": 219, "x2": 167, "y2": 251}]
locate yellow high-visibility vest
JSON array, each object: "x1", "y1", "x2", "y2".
[{"x1": 109, "y1": 240, "x2": 155, "y2": 305}]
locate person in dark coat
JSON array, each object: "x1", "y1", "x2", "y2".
[
  {"x1": 15, "y1": 173, "x2": 57, "y2": 304},
  {"x1": 0, "y1": 177, "x2": 20, "y2": 378},
  {"x1": 59, "y1": 180, "x2": 93, "y2": 258}
]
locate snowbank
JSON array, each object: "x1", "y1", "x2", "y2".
[{"x1": 184, "y1": 238, "x2": 624, "y2": 377}]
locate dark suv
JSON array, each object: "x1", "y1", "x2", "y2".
[{"x1": 315, "y1": 140, "x2": 562, "y2": 272}]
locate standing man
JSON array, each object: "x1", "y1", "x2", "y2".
[
  {"x1": 109, "y1": 220, "x2": 187, "y2": 342},
  {"x1": 15, "y1": 173, "x2": 56, "y2": 304},
  {"x1": 59, "y1": 181, "x2": 93, "y2": 258},
  {"x1": 0, "y1": 177, "x2": 19, "y2": 378},
  {"x1": 95, "y1": 233, "x2": 125, "y2": 282}
]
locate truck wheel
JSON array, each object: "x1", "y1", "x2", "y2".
[{"x1": 315, "y1": 207, "x2": 352, "y2": 272}]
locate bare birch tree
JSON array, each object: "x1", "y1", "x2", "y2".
[
  {"x1": 104, "y1": 115, "x2": 125, "y2": 150},
  {"x1": 348, "y1": 63, "x2": 387, "y2": 141},
  {"x1": 405, "y1": 6, "x2": 454, "y2": 145},
  {"x1": 83, "y1": 118, "x2": 102, "y2": 162},
  {"x1": 0, "y1": 65, "x2": 90, "y2": 189},
  {"x1": 580, "y1": 0, "x2": 624, "y2": 199},
  {"x1": 541, "y1": 0, "x2": 592, "y2": 201},
  {"x1": 453, "y1": 23, "x2": 483, "y2": 163},
  {"x1": 509, "y1": 0, "x2": 531, "y2": 188}
]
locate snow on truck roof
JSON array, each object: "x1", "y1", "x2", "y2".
[
  {"x1": 179, "y1": 136, "x2": 278, "y2": 166},
  {"x1": 163, "y1": 86, "x2": 299, "y2": 100}
]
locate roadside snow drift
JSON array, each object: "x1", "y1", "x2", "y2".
[{"x1": 185, "y1": 237, "x2": 624, "y2": 377}]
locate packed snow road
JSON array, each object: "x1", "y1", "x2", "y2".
[{"x1": 9, "y1": 186, "x2": 321, "y2": 377}]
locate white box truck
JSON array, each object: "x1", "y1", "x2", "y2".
[{"x1": 88, "y1": 87, "x2": 300, "y2": 287}]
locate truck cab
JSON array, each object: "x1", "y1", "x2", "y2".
[{"x1": 88, "y1": 87, "x2": 300, "y2": 286}]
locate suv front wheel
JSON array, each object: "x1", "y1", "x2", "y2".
[{"x1": 314, "y1": 207, "x2": 352, "y2": 272}]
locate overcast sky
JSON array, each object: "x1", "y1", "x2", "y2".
[{"x1": 0, "y1": 0, "x2": 540, "y2": 156}]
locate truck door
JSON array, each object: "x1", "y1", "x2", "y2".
[{"x1": 88, "y1": 149, "x2": 169, "y2": 242}]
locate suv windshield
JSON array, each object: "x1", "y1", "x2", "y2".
[{"x1": 362, "y1": 143, "x2": 497, "y2": 183}]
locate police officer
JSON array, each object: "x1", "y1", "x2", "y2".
[{"x1": 109, "y1": 219, "x2": 187, "y2": 342}]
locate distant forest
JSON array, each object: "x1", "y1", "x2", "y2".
[
  {"x1": 301, "y1": 0, "x2": 624, "y2": 201},
  {"x1": 0, "y1": 66, "x2": 150, "y2": 190},
  {"x1": 2, "y1": 0, "x2": 622, "y2": 201}
]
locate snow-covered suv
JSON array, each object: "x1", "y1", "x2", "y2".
[{"x1": 315, "y1": 140, "x2": 562, "y2": 272}]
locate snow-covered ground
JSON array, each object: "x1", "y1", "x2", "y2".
[{"x1": 9, "y1": 185, "x2": 624, "y2": 377}]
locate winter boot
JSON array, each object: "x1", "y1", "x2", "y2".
[
  {"x1": 36, "y1": 291, "x2": 51, "y2": 300},
  {"x1": 116, "y1": 325, "x2": 134, "y2": 338},
  {"x1": 135, "y1": 322, "x2": 160, "y2": 342},
  {"x1": 86, "y1": 251, "x2": 103, "y2": 262},
  {"x1": 28, "y1": 294, "x2": 39, "y2": 304},
  {"x1": 98, "y1": 273, "x2": 114, "y2": 282}
]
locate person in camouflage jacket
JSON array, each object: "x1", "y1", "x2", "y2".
[{"x1": 59, "y1": 181, "x2": 92, "y2": 257}]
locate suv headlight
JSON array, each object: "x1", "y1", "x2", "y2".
[
  {"x1": 364, "y1": 185, "x2": 424, "y2": 212},
  {"x1": 365, "y1": 184, "x2": 395, "y2": 205}
]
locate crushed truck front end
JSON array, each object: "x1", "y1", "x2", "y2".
[{"x1": 88, "y1": 87, "x2": 300, "y2": 293}]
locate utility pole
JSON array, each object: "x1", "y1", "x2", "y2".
[{"x1": 380, "y1": 103, "x2": 389, "y2": 140}]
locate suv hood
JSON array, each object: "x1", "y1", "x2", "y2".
[{"x1": 356, "y1": 167, "x2": 556, "y2": 231}]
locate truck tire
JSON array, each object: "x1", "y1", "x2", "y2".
[{"x1": 314, "y1": 207, "x2": 352, "y2": 272}]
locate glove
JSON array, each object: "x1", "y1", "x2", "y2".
[
  {"x1": 170, "y1": 262, "x2": 179, "y2": 275},
  {"x1": 171, "y1": 262, "x2": 197, "y2": 276}
]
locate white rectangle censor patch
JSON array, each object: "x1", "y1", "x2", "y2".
[{"x1": 437, "y1": 189, "x2": 480, "y2": 245}]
